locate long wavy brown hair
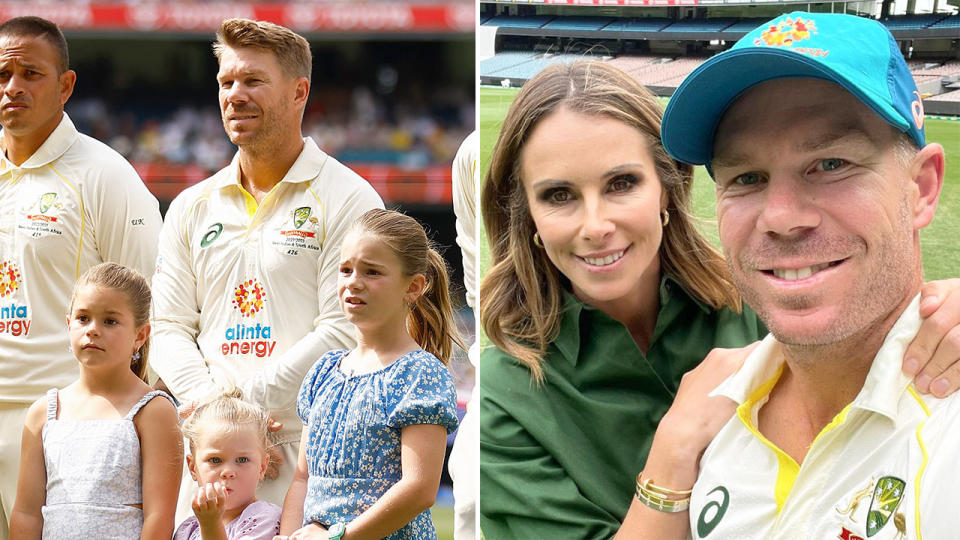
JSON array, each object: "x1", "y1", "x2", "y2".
[{"x1": 480, "y1": 60, "x2": 741, "y2": 381}]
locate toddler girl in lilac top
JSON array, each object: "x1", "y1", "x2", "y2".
[{"x1": 175, "y1": 390, "x2": 281, "y2": 540}]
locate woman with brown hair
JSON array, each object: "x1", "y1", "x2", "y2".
[{"x1": 478, "y1": 60, "x2": 960, "y2": 538}]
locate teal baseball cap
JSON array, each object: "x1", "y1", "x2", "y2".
[{"x1": 661, "y1": 11, "x2": 926, "y2": 167}]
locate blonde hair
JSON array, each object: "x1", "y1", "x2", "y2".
[
  {"x1": 213, "y1": 18, "x2": 312, "y2": 83},
  {"x1": 180, "y1": 388, "x2": 271, "y2": 458},
  {"x1": 348, "y1": 209, "x2": 465, "y2": 364},
  {"x1": 480, "y1": 60, "x2": 741, "y2": 382},
  {"x1": 71, "y1": 262, "x2": 151, "y2": 382}
]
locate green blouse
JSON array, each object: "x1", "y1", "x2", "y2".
[{"x1": 479, "y1": 275, "x2": 766, "y2": 539}]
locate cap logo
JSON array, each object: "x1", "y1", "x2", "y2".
[
  {"x1": 911, "y1": 91, "x2": 924, "y2": 131},
  {"x1": 756, "y1": 17, "x2": 819, "y2": 50}
]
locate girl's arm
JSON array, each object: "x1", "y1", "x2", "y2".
[
  {"x1": 9, "y1": 398, "x2": 48, "y2": 540},
  {"x1": 286, "y1": 423, "x2": 447, "y2": 540},
  {"x1": 135, "y1": 396, "x2": 183, "y2": 540},
  {"x1": 278, "y1": 427, "x2": 310, "y2": 534},
  {"x1": 613, "y1": 345, "x2": 753, "y2": 540}
]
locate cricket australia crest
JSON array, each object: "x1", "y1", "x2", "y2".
[
  {"x1": 293, "y1": 206, "x2": 311, "y2": 229},
  {"x1": 866, "y1": 476, "x2": 905, "y2": 536}
]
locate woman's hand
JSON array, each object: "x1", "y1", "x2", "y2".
[
  {"x1": 905, "y1": 279, "x2": 960, "y2": 396},
  {"x1": 650, "y1": 343, "x2": 757, "y2": 485}
]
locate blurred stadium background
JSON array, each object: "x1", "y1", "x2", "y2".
[
  {"x1": 478, "y1": 0, "x2": 960, "y2": 283},
  {"x1": 4, "y1": 2, "x2": 473, "y2": 537}
]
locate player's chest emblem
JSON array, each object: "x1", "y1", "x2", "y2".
[
  {"x1": 273, "y1": 206, "x2": 321, "y2": 255},
  {"x1": 835, "y1": 475, "x2": 907, "y2": 539},
  {"x1": 20, "y1": 192, "x2": 66, "y2": 237}
]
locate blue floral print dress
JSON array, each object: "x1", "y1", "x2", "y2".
[{"x1": 297, "y1": 349, "x2": 459, "y2": 539}]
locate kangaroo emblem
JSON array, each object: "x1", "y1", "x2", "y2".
[{"x1": 835, "y1": 477, "x2": 876, "y2": 521}]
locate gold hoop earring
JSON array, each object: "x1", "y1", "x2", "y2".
[
  {"x1": 533, "y1": 232, "x2": 543, "y2": 248},
  {"x1": 660, "y1": 209, "x2": 670, "y2": 227}
]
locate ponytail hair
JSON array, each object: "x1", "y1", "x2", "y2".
[
  {"x1": 349, "y1": 209, "x2": 465, "y2": 364},
  {"x1": 71, "y1": 262, "x2": 151, "y2": 382}
]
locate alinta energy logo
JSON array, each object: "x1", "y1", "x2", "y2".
[
  {"x1": 0, "y1": 261, "x2": 29, "y2": 336},
  {"x1": 224, "y1": 278, "x2": 276, "y2": 358},
  {"x1": 0, "y1": 261, "x2": 21, "y2": 298},
  {"x1": 232, "y1": 278, "x2": 266, "y2": 318}
]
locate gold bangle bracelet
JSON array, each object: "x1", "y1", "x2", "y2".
[
  {"x1": 635, "y1": 484, "x2": 691, "y2": 513},
  {"x1": 636, "y1": 472, "x2": 694, "y2": 497}
]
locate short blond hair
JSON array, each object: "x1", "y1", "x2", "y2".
[
  {"x1": 180, "y1": 388, "x2": 272, "y2": 457},
  {"x1": 213, "y1": 18, "x2": 312, "y2": 83}
]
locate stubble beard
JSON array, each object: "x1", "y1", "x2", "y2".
[
  {"x1": 224, "y1": 106, "x2": 284, "y2": 160},
  {"x1": 728, "y1": 197, "x2": 917, "y2": 350}
]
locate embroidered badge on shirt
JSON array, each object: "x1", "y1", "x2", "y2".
[
  {"x1": 835, "y1": 475, "x2": 907, "y2": 539},
  {"x1": 866, "y1": 476, "x2": 905, "y2": 537},
  {"x1": 275, "y1": 206, "x2": 321, "y2": 255}
]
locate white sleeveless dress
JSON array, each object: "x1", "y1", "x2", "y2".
[{"x1": 41, "y1": 389, "x2": 174, "y2": 539}]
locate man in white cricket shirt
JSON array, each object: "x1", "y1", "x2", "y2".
[
  {"x1": 150, "y1": 19, "x2": 382, "y2": 522},
  {"x1": 659, "y1": 11, "x2": 955, "y2": 539},
  {"x1": 448, "y1": 130, "x2": 478, "y2": 540},
  {"x1": 0, "y1": 16, "x2": 161, "y2": 539}
]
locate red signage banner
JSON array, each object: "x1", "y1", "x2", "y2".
[{"x1": 0, "y1": 3, "x2": 474, "y2": 34}]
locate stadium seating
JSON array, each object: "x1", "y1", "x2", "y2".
[
  {"x1": 485, "y1": 15, "x2": 555, "y2": 29},
  {"x1": 930, "y1": 15, "x2": 960, "y2": 29},
  {"x1": 926, "y1": 88, "x2": 960, "y2": 102},
  {"x1": 479, "y1": 51, "x2": 539, "y2": 77},
  {"x1": 483, "y1": 53, "x2": 589, "y2": 80},
  {"x1": 628, "y1": 57, "x2": 706, "y2": 86},
  {"x1": 661, "y1": 18, "x2": 738, "y2": 33},
  {"x1": 603, "y1": 18, "x2": 673, "y2": 32},
  {"x1": 881, "y1": 14, "x2": 948, "y2": 30},
  {"x1": 722, "y1": 19, "x2": 769, "y2": 33},
  {"x1": 607, "y1": 55, "x2": 670, "y2": 77},
  {"x1": 910, "y1": 60, "x2": 960, "y2": 77},
  {"x1": 542, "y1": 16, "x2": 616, "y2": 31}
]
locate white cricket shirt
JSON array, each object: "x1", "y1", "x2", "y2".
[
  {"x1": 452, "y1": 130, "x2": 477, "y2": 312},
  {"x1": 0, "y1": 113, "x2": 161, "y2": 404},
  {"x1": 690, "y1": 295, "x2": 960, "y2": 540},
  {"x1": 150, "y1": 137, "x2": 383, "y2": 439}
]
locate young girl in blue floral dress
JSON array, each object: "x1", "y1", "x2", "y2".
[{"x1": 277, "y1": 209, "x2": 462, "y2": 540}]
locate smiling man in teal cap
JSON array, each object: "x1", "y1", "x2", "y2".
[{"x1": 655, "y1": 11, "x2": 949, "y2": 539}]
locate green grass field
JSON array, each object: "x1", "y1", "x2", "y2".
[
  {"x1": 479, "y1": 86, "x2": 960, "y2": 280},
  {"x1": 432, "y1": 505, "x2": 454, "y2": 540}
]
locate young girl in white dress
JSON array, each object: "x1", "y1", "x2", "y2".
[
  {"x1": 277, "y1": 209, "x2": 462, "y2": 540},
  {"x1": 175, "y1": 389, "x2": 282, "y2": 540},
  {"x1": 10, "y1": 262, "x2": 182, "y2": 539}
]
